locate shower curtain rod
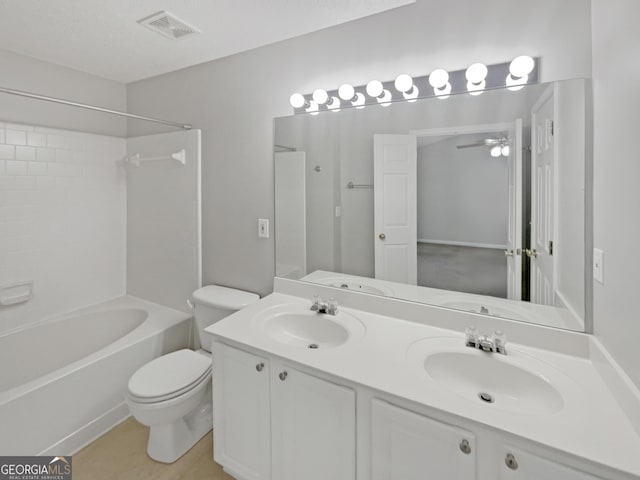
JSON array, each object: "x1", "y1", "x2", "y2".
[{"x1": 0, "y1": 86, "x2": 192, "y2": 130}]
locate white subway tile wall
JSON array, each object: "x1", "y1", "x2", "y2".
[{"x1": 0, "y1": 122, "x2": 126, "y2": 334}]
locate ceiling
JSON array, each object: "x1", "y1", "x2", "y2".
[{"x1": 0, "y1": 0, "x2": 413, "y2": 84}]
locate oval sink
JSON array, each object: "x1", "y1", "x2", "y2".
[
  {"x1": 257, "y1": 305, "x2": 366, "y2": 349},
  {"x1": 424, "y1": 351, "x2": 564, "y2": 415},
  {"x1": 437, "y1": 300, "x2": 533, "y2": 322},
  {"x1": 406, "y1": 337, "x2": 568, "y2": 415},
  {"x1": 329, "y1": 281, "x2": 387, "y2": 296}
]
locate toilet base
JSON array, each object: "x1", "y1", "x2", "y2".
[{"x1": 145, "y1": 388, "x2": 213, "y2": 463}]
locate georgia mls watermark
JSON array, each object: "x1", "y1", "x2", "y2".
[{"x1": 0, "y1": 457, "x2": 72, "y2": 480}]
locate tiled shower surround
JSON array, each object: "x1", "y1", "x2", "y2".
[{"x1": 0, "y1": 122, "x2": 126, "y2": 334}]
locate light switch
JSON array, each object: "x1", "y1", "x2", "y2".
[
  {"x1": 593, "y1": 248, "x2": 604, "y2": 284},
  {"x1": 258, "y1": 218, "x2": 269, "y2": 238}
]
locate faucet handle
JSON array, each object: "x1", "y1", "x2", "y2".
[
  {"x1": 493, "y1": 330, "x2": 507, "y2": 354},
  {"x1": 311, "y1": 295, "x2": 321, "y2": 311},
  {"x1": 327, "y1": 297, "x2": 338, "y2": 314},
  {"x1": 465, "y1": 326, "x2": 479, "y2": 347}
]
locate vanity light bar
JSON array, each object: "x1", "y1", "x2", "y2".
[{"x1": 289, "y1": 56, "x2": 539, "y2": 114}]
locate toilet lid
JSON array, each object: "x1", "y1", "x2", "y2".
[{"x1": 128, "y1": 349, "x2": 211, "y2": 401}]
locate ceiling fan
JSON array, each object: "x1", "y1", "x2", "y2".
[
  {"x1": 456, "y1": 135, "x2": 511, "y2": 157},
  {"x1": 456, "y1": 136, "x2": 508, "y2": 149}
]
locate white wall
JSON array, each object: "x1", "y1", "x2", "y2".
[
  {"x1": 126, "y1": 130, "x2": 202, "y2": 313},
  {"x1": 0, "y1": 49, "x2": 126, "y2": 137},
  {"x1": 592, "y1": 0, "x2": 640, "y2": 389},
  {"x1": 126, "y1": 0, "x2": 592, "y2": 296},
  {"x1": 417, "y1": 135, "x2": 508, "y2": 247},
  {"x1": 0, "y1": 122, "x2": 126, "y2": 334}
]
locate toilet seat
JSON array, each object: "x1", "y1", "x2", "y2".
[{"x1": 128, "y1": 349, "x2": 212, "y2": 404}]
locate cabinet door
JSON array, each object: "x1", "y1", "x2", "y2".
[
  {"x1": 272, "y1": 366, "x2": 356, "y2": 480},
  {"x1": 213, "y1": 343, "x2": 271, "y2": 480},
  {"x1": 498, "y1": 446, "x2": 604, "y2": 480},
  {"x1": 371, "y1": 399, "x2": 476, "y2": 480}
]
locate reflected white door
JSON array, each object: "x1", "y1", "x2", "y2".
[
  {"x1": 373, "y1": 134, "x2": 417, "y2": 285},
  {"x1": 531, "y1": 87, "x2": 555, "y2": 305},
  {"x1": 506, "y1": 119, "x2": 523, "y2": 300}
]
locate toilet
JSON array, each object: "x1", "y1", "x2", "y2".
[{"x1": 126, "y1": 285, "x2": 259, "y2": 463}]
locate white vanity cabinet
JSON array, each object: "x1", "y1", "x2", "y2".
[
  {"x1": 214, "y1": 342, "x2": 356, "y2": 480},
  {"x1": 370, "y1": 399, "x2": 476, "y2": 480},
  {"x1": 496, "y1": 446, "x2": 604, "y2": 480},
  {"x1": 272, "y1": 365, "x2": 356, "y2": 480},
  {"x1": 213, "y1": 343, "x2": 271, "y2": 480}
]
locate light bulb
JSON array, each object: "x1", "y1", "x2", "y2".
[
  {"x1": 428, "y1": 69, "x2": 449, "y2": 89},
  {"x1": 506, "y1": 73, "x2": 528, "y2": 91},
  {"x1": 327, "y1": 96, "x2": 341, "y2": 111},
  {"x1": 467, "y1": 80, "x2": 486, "y2": 95},
  {"x1": 366, "y1": 80, "x2": 384, "y2": 98},
  {"x1": 289, "y1": 93, "x2": 306, "y2": 109},
  {"x1": 509, "y1": 55, "x2": 535, "y2": 78},
  {"x1": 466, "y1": 63, "x2": 488, "y2": 84},
  {"x1": 338, "y1": 83, "x2": 355, "y2": 101},
  {"x1": 394, "y1": 74, "x2": 414, "y2": 93},
  {"x1": 305, "y1": 100, "x2": 319, "y2": 115},
  {"x1": 377, "y1": 89, "x2": 392, "y2": 106},
  {"x1": 312, "y1": 89, "x2": 329, "y2": 105},
  {"x1": 352, "y1": 92, "x2": 366, "y2": 109},
  {"x1": 434, "y1": 82, "x2": 452, "y2": 100},
  {"x1": 403, "y1": 85, "x2": 419, "y2": 102},
  {"x1": 490, "y1": 146, "x2": 502, "y2": 157},
  {"x1": 501, "y1": 145, "x2": 510, "y2": 156}
]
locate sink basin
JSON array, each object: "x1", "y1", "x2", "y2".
[
  {"x1": 407, "y1": 338, "x2": 566, "y2": 415},
  {"x1": 257, "y1": 305, "x2": 366, "y2": 349},
  {"x1": 305, "y1": 275, "x2": 394, "y2": 296},
  {"x1": 424, "y1": 351, "x2": 564, "y2": 414},
  {"x1": 328, "y1": 281, "x2": 387, "y2": 296},
  {"x1": 437, "y1": 300, "x2": 533, "y2": 322}
]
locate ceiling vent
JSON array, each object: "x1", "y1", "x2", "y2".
[{"x1": 137, "y1": 11, "x2": 201, "y2": 40}]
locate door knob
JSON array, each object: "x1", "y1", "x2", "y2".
[
  {"x1": 379, "y1": 233, "x2": 386, "y2": 240},
  {"x1": 525, "y1": 248, "x2": 538, "y2": 258},
  {"x1": 504, "y1": 249, "x2": 514, "y2": 257}
]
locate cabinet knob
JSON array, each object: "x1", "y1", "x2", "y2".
[
  {"x1": 378, "y1": 233, "x2": 386, "y2": 240},
  {"x1": 459, "y1": 439, "x2": 471, "y2": 454},
  {"x1": 504, "y1": 249, "x2": 514, "y2": 257},
  {"x1": 505, "y1": 453, "x2": 518, "y2": 470},
  {"x1": 279, "y1": 371, "x2": 288, "y2": 381},
  {"x1": 255, "y1": 362, "x2": 264, "y2": 372}
]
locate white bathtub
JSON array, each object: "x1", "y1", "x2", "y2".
[{"x1": 0, "y1": 296, "x2": 191, "y2": 455}]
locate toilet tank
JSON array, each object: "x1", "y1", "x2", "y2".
[{"x1": 191, "y1": 285, "x2": 259, "y2": 352}]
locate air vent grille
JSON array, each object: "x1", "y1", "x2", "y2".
[{"x1": 138, "y1": 11, "x2": 200, "y2": 40}]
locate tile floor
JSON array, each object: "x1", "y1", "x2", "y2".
[{"x1": 73, "y1": 418, "x2": 233, "y2": 480}]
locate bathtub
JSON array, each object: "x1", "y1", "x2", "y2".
[{"x1": 0, "y1": 296, "x2": 191, "y2": 455}]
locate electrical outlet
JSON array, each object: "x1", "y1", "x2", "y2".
[
  {"x1": 258, "y1": 218, "x2": 269, "y2": 238},
  {"x1": 593, "y1": 248, "x2": 604, "y2": 284}
]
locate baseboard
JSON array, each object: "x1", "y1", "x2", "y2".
[
  {"x1": 38, "y1": 403, "x2": 131, "y2": 456},
  {"x1": 417, "y1": 239, "x2": 507, "y2": 250}
]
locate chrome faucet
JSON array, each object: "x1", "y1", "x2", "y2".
[
  {"x1": 465, "y1": 326, "x2": 507, "y2": 355},
  {"x1": 311, "y1": 296, "x2": 338, "y2": 315}
]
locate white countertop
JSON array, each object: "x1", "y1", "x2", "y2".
[{"x1": 207, "y1": 292, "x2": 640, "y2": 478}]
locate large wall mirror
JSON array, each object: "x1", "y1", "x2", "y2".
[{"x1": 273, "y1": 78, "x2": 590, "y2": 332}]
